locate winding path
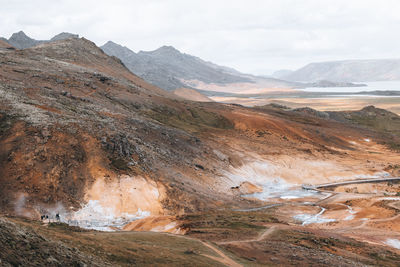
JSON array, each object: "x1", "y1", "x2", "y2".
[
  {"x1": 164, "y1": 232, "x2": 243, "y2": 267},
  {"x1": 200, "y1": 241, "x2": 243, "y2": 267},
  {"x1": 176, "y1": 178, "x2": 400, "y2": 265},
  {"x1": 218, "y1": 225, "x2": 278, "y2": 245}
]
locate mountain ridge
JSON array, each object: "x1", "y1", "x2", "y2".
[
  {"x1": 1, "y1": 31, "x2": 79, "y2": 49},
  {"x1": 0, "y1": 31, "x2": 298, "y2": 93},
  {"x1": 101, "y1": 40, "x2": 256, "y2": 91}
]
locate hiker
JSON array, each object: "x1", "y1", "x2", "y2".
[{"x1": 56, "y1": 213, "x2": 60, "y2": 222}]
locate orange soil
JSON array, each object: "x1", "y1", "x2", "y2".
[{"x1": 123, "y1": 216, "x2": 184, "y2": 234}]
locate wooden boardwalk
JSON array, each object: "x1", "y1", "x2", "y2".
[{"x1": 302, "y1": 177, "x2": 400, "y2": 190}]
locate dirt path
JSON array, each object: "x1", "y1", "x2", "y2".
[
  {"x1": 234, "y1": 203, "x2": 283, "y2": 212},
  {"x1": 365, "y1": 213, "x2": 400, "y2": 224},
  {"x1": 316, "y1": 196, "x2": 400, "y2": 238},
  {"x1": 218, "y1": 225, "x2": 278, "y2": 245},
  {"x1": 387, "y1": 201, "x2": 400, "y2": 211},
  {"x1": 200, "y1": 241, "x2": 243, "y2": 267},
  {"x1": 164, "y1": 232, "x2": 243, "y2": 267},
  {"x1": 256, "y1": 225, "x2": 277, "y2": 241}
]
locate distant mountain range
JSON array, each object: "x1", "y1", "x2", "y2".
[
  {"x1": 100, "y1": 41, "x2": 295, "y2": 92},
  {"x1": 271, "y1": 69, "x2": 294, "y2": 79},
  {"x1": 101, "y1": 41, "x2": 253, "y2": 91},
  {"x1": 0, "y1": 31, "x2": 296, "y2": 93},
  {"x1": 4, "y1": 31, "x2": 388, "y2": 94},
  {"x1": 278, "y1": 59, "x2": 400, "y2": 82}
]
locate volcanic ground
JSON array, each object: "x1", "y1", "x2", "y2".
[{"x1": 1, "y1": 38, "x2": 400, "y2": 266}]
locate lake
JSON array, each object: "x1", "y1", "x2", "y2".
[{"x1": 300, "y1": 81, "x2": 400, "y2": 93}]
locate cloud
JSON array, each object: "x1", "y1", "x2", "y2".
[{"x1": 1, "y1": 0, "x2": 400, "y2": 74}]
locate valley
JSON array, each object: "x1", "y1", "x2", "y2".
[
  {"x1": 211, "y1": 94, "x2": 400, "y2": 115},
  {"x1": 1, "y1": 36, "x2": 400, "y2": 266}
]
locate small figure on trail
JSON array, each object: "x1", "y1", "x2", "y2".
[
  {"x1": 41, "y1": 215, "x2": 45, "y2": 221},
  {"x1": 56, "y1": 213, "x2": 60, "y2": 222}
]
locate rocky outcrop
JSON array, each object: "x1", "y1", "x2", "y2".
[
  {"x1": 50, "y1": 32, "x2": 79, "y2": 41},
  {"x1": 7, "y1": 31, "x2": 44, "y2": 49},
  {"x1": 292, "y1": 107, "x2": 330, "y2": 119}
]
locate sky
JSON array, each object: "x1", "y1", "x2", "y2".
[{"x1": 1, "y1": 0, "x2": 400, "y2": 75}]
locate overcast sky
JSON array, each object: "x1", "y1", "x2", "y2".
[{"x1": 1, "y1": 0, "x2": 400, "y2": 74}]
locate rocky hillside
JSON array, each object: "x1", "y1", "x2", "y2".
[
  {"x1": 0, "y1": 36, "x2": 238, "y2": 218},
  {"x1": 282, "y1": 59, "x2": 400, "y2": 82},
  {"x1": 0, "y1": 216, "x2": 228, "y2": 266}
]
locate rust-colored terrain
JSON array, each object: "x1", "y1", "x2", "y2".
[{"x1": 1, "y1": 38, "x2": 400, "y2": 266}]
